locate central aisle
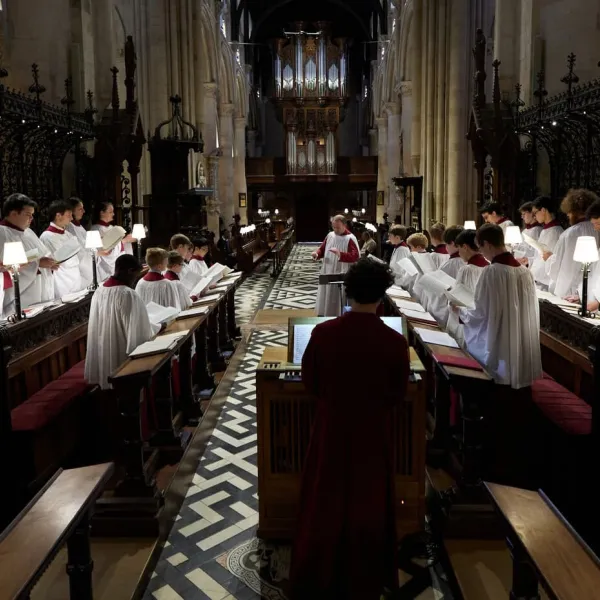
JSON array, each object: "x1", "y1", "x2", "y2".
[{"x1": 145, "y1": 245, "x2": 452, "y2": 600}]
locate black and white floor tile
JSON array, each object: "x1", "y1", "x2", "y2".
[
  {"x1": 263, "y1": 245, "x2": 319, "y2": 311},
  {"x1": 144, "y1": 245, "x2": 454, "y2": 600}
]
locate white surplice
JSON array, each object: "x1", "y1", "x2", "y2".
[
  {"x1": 460, "y1": 256, "x2": 542, "y2": 389},
  {"x1": 0, "y1": 222, "x2": 54, "y2": 315},
  {"x1": 40, "y1": 224, "x2": 82, "y2": 298},
  {"x1": 90, "y1": 222, "x2": 125, "y2": 282},
  {"x1": 446, "y1": 258, "x2": 489, "y2": 345},
  {"x1": 85, "y1": 281, "x2": 160, "y2": 389},
  {"x1": 315, "y1": 230, "x2": 359, "y2": 316},
  {"x1": 547, "y1": 221, "x2": 600, "y2": 298},
  {"x1": 164, "y1": 271, "x2": 193, "y2": 310},
  {"x1": 135, "y1": 273, "x2": 181, "y2": 309},
  {"x1": 65, "y1": 221, "x2": 94, "y2": 287},
  {"x1": 497, "y1": 218, "x2": 515, "y2": 234},
  {"x1": 389, "y1": 244, "x2": 412, "y2": 284},
  {"x1": 397, "y1": 251, "x2": 437, "y2": 295},
  {"x1": 188, "y1": 257, "x2": 209, "y2": 278},
  {"x1": 528, "y1": 223, "x2": 563, "y2": 288}
]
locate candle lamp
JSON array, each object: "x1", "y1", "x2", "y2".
[
  {"x1": 573, "y1": 236, "x2": 600, "y2": 319},
  {"x1": 132, "y1": 223, "x2": 147, "y2": 264},
  {"x1": 3, "y1": 241, "x2": 28, "y2": 321},
  {"x1": 85, "y1": 230, "x2": 103, "y2": 290}
]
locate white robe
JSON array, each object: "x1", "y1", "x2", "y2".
[
  {"x1": 0, "y1": 223, "x2": 54, "y2": 315},
  {"x1": 498, "y1": 219, "x2": 515, "y2": 234},
  {"x1": 528, "y1": 224, "x2": 563, "y2": 288},
  {"x1": 188, "y1": 258, "x2": 208, "y2": 277},
  {"x1": 315, "y1": 231, "x2": 359, "y2": 316},
  {"x1": 85, "y1": 282, "x2": 160, "y2": 389},
  {"x1": 547, "y1": 221, "x2": 600, "y2": 298},
  {"x1": 40, "y1": 225, "x2": 82, "y2": 298},
  {"x1": 460, "y1": 259, "x2": 542, "y2": 389},
  {"x1": 66, "y1": 221, "x2": 94, "y2": 287},
  {"x1": 446, "y1": 262, "x2": 488, "y2": 346},
  {"x1": 168, "y1": 279, "x2": 192, "y2": 310},
  {"x1": 430, "y1": 253, "x2": 450, "y2": 269},
  {"x1": 90, "y1": 223, "x2": 125, "y2": 282},
  {"x1": 135, "y1": 275, "x2": 181, "y2": 309},
  {"x1": 389, "y1": 244, "x2": 412, "y2": 284},
  {"x1": 397, "y1": 252, "x2": 437, "y2": 295}
]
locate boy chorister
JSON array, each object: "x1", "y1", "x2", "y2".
[
  {"x1": 135, "y1": 247, "x2": 181, "y2": 308},
  {"x1": 164, "y1": 251, "x2": 193, "y2": 310}
]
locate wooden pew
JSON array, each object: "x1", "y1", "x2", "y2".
[
  {"x1": 255, "y1": 345, "x2": 427, "y2": 540},
  {"x1": 234, "y1": 225, "x2": 274, "y2": 273},
  {"x1": 0, "y1": 462, "x2": 114, "y2": 600},
  {"x1": 485, "y1": 482, "x2": 600, "y2": 600},
  {"x1": 270, "y1": 227, "x2": 295, "y2": 277},
  {"x1": 0, "y1": 296, "x2": 96, "y2": 508},
  {"x1": 93, "y1": 276, "x2": 241, "y2": 536}
]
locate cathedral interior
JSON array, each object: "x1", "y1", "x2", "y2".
[{"x1": 1, "y1": 0, "x2": 600, "y2": 599}]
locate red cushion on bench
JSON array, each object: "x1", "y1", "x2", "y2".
[
  {"x1": 11, "y1": 361, "x2": 92, "y2": 432},
  {"x1": 531, "y1": 377, "x2": 592, "y2": 436}
]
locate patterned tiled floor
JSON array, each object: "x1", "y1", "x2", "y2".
[{"x1": 144, "y1": 245, "x2": 454, "y2": 600}]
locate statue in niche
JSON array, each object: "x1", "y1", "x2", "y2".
[{"x1": 196, "y1": 158, "x2": 207, "y2": 188}]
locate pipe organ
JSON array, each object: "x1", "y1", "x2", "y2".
[{"x1": 272, "y1": 22, "x2": 349, "y2": 178}]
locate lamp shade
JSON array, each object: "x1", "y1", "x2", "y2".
[
  {"x1": 464, "y1": 220, "x2": 477, "y2": 230},
  {"x1": 265, "y1": 218, "x2": 271, "y2": 224},
  {"x1": 573, "y1": 236, "x2": 600, "y2": 264},
  {"x1": 344, "y1": 208, "x2": 348, "y2": 213},
  {"x1": 361, "y1": 208, "x2": 366, "y2": 214},
  {"x1": 3, "y1": 241, "x2": 28, "y2": 266},
  {"x1": 132, "y1": 224, "x2": 146, "y2": 240},
  {"x1": 504, "y1": 226, "x2": 523, "y2": 245},
  {"x1": 274, "y1": 209, "x2": 279, "y2": 215},
  {"x1": 85, "y1": 230, "x2": 103, "y2": 250}
]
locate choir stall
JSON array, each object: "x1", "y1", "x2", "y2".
[{"x1": 254, "y1": 318, "x2": 428, "y2": 541}]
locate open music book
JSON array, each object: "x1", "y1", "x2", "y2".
[
  {"x1": 204, "y1": 263, "x2": 231, "y2": 284},
  {"x1": 190, "y1": 276, "x2": 213, "y2": 298},
  {"x1": 413, "y1": 327, "x2": 460, "y2": 348},
  {"x1": 177, "y1": 306, "x2": 210, "y2": 319},
  {"x1": 411, "y1": 253, "x2": 437, "y2": 274},
  {"x1": 26, "y1": 248, "x2": 42, "y2": 263},
  {"x1": 129, "y1": 331, "x2": 189, "y2": 358},
  {"x1": 417, "y1": 271, "x2": 475, "y2": 308},
  {"x1": 398, "y1": 257, "x2": 419, "y2": 276},
  {"x1": 387, "y1": 286, "x2": 411, "y2": 299},
  {"x1": 192, "y1": 293, "x2": 221, "y2": 305},
  {"x1": 146, "y1": 301, "x2": 180, "y2": 327},
  {"x1": 522, "y1": 232, "x2": 550, "y2": 255},
  {"x1": 444, "y1": 283, "x2": 475, "y2": 308},
  {"x1": 53, "y1": 238, "x2": 82, "y2": 264}
]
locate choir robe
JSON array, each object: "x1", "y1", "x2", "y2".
[
  {"x1": 415, "y1": 253, "x2": 466, "y2": 326},
  {"x1": 398, "y1": 251, "x2": 437, "y2": 295},
  {"x1": 446, "y1": 254, "x2": 489, "y2": 345},
  {"x1": 90, "y1": 221, "x2": 125, "y2": 282},
  {"x1": 0, "y1": 220, "x2": 54, "y2": 315},
  {"x1": 315, "y1": 229, "x2": 359, "y2": 316},
  {"x1": 290, "y1": 312, "x2": 410, "y2": 600},
  {"x1": 528, "y1": 221, "x2": 563, "y2": 289},
  {"x1": 135, "y1": 271, "x2": 181, "y2": 309},
  {"x1": 460, "y1": 252, "x2": 542, "y2": 389},
  {"x1": 164, "y1": 270, "x2": 193, "y2": 310},
  {"x1": 496, "y1": 217, "x2": 514, "y2": 233},
  {"x1": 40, "y1": 224, "x2": 82, "y2": 298},
  {"x1": 66, "y1": 220, "x2": 93, "y2": 287},
  {"x1": 434, "y1": 243, "x2": 448, "y2": 254},
  {"x1": 547, "y1": 220, "x2": 600, "y2": 298},
  {"x1": 188, "y1": 256, "x2": 208, "y2": 278},
  {"x1": 389, "y1": 242, "x2": 411, "y2": 283},
  {"x1": 179, "y1": 262, "x2": 202, "y2": 294},
  {"x1": 516, "y1": 223, "x2": 543, "y2": 263},
  {"x1": 85, "y1": 277, "x2": 160, "y2": 389}
]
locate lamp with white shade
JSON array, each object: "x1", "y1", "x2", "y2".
[
  {"x1": 464, "y1": 220, "x2": 477, "y2": 230},
  {"x1": 573, "y1": 236, "x2": 600, "y2": 318},
  {"x1": 3, "y1": 241, "x2": 28, "y2": 321},
  {"x1": 504, "y1": 226, "x2": 523, "y2": 252},
  {"x1": 132, "y1": 224, "x2": 147, "y2": 264},
  {"x1": 85, "y1": 230, "x2": 103, "y2": 290}
]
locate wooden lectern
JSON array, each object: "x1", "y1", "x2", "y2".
[{"x1": 255, "y1": 319, "x2": 426, "y2": 540}]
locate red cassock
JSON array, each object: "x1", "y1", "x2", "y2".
[{"x1": 290, "y1": 311, "x2": 410, "y2": 600}]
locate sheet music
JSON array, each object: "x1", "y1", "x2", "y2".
[
  {"x1": 387, "y1": 286, "x2": 411, "y2": 298},
  {"x1": 445, "y1": 283, "x2": 475, "y2": 308},
  {"x1": 190, "y1": 276, "x2": 213, "y2": 298},
  {"x1": 412, "y1": 253, "x2": 437, "y2": 274},
  {"x1": 177, "y1": 306, "x2": 210, "y2": 319},
  {"x1": 402, "y1": 309, "x2": 437, "y2": 323},
  {"x1": 26, "y1": 248, "x2": 41, "y2": 263},
  {"x1": 128, "y1": 331, "x2": 188, "y2": 358},
  {"x1": 380, "y1": 317, "x2": 405, "y2": 335},
  {"x1": 398, "y1": 257, "x2": 419, "y2": 276},
  {"x1": 418, "y1": 271, "x2": 456, "y2": 296},
  {"x1": 367, "y1": 255, "x2": 387, "y2": 265},
  {"x1": 413, "y1": 327, "x2": 460, "y2": 348},
  {"x1": 146, "y1": 301, "x2": 180, "y2": 326},
  {"x1": 535, "y1": 289, "x2": 578, "y2": 308},
  {"x1": 192, "y1": 293, "x2": 221, "y2": 305},
  {"x1": 394, "y1": 299, "x2": 426, "y2": 313},
  {"x1": 523, "y1": 232, "x2": 549, "y2": 255},
  {"x1": 53, "y1": 238, "x2": 82, "y2": 263},
  {"x1": 61, "y1": 290, "x2": 89, "y2": 303},
  {"x1": 292, "y1": 324, "x2": 315, "y2": 364}
]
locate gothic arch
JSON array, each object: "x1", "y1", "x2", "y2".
[
  {"x1": 398, "y1": 0, "x2": 413, "y2": 81},
  {"x1": 218, "y1": 40, "x2": 234, "y2": 104},
  {"x1": 199, "y1": 1, "x2": 218, "y2": 82},
  {"x1": 234, "y1": 69, "x2": 248, "y2": 118}
]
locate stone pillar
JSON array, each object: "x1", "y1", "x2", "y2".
[
  {"x1": 234, "y1": 117, "x2": 248, "y2": 223},
  {"x1": 385, "y1": 102, "x2": 401, "y2": 218},
  {"x1": 375, "y1": 117, "x2": 388, "y2": 223},
  {"x1": 207, "y1": 153, "x2": 221, "y2": 238},
  {"x1": 519, "y1": 0, "x2": 537, "y2": 104},
  {"x1": 434, "y1": 0, "x2": 448, "y2": 222},
  {"x1": 446, "y1": 0, "x2": 470, "y2": 226},
  {"x1": 399, "y1": 82, "x2": 413, "y2": 176},
  {"x1": 202, "y1": 83, "x2": 218, "y2": 153},
  {"x1": 92, "y1": 0, "x2": 116, "y2": 111},
  {"x1": 423, "y1": 0, "x2": 437, "y2": 227},
  {"x1": 411, "y1": 0, "x2": 423, "y2": 176},
  {"x1": 494, "y1": 0, "x2": 518, "y2": 93},
  {"x1": 219, "y1": 103, "x2": 235, "y2": 227}
]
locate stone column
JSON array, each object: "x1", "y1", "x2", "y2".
[
  {"x1": 446, "y1": 0, "x2": 469, "y2": 225},
  {"x1": 202, "y1": 83, "x2": 218, "y2": 153},
  {"x1": 385, "y1": 102, "x2": 401, "y2": 218},
  {"x1": 423, "y1": 0, "x2": 437, "y2": 227},
  {"x1": 434, "y1": 0, "x2": 448, "y2": 222},
  {"x1": 219, "y1": 103, "x2": 235, "y2": 227},
  {"x1": 494, "y1": 0, "x2": 518, "y2": 93},
  {"x1": 399, "y1": 82, "x2": 413, "y2": 176},
  {"x1": 411, "y1": 0, "x2": 423, "y2": 176},
  {"x1": 207, "y1": 153, "x2": 221, "y2": 238},
  {"x1": 375, "y1": 117, "x2": 388, "y2": 223},
  {"x1": 519, "y1": 0, "x2": 537, "y2": 104},
  {"x1": 234, "y1": 117, "x2": 248, "y2": 223},
  {"x1": 92, "y1": 0, "x2": 116, "y2": 111}
]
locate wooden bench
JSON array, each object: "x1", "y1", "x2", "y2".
[
  {"x1": 0, "y1": 296, "x2": 97, "y2": 500},
  {"x1": 485, "y1": 482, "x2": 600, "y2": 600},
  {"x1": 0, "y1": 462, "x2": 114, "y2": 600},
  {"x1": 270, "y1": 227, "x2": 294, "y2": 277},
  {"x1": 234, "y1": 226, "x2": 274, "y2": 272}
]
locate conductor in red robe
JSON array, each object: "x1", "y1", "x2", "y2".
[{"x1": 289, "y1": 258, "x2": 411, "y2": 600}]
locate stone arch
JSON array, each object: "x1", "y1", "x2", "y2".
[
  {"x1": 198, "y1": 1, "x2": 218, "y2": 83},
  {"x1": 234, "y1": 69, "x2": 248, "y2": 118},
  {"x1": 398, "y1": 0, "x2": 413, "y2": 81},
  {"x1": 218, "y1": 40, "x2": 234, "y2": 105}
]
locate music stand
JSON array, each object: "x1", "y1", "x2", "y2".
[{"x1": 318, "y1": 273, "x2": 346, "y2": 316}]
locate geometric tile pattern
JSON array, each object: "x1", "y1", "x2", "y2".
[
  {"x1": 263, "y1": 244, "x2": 320, "y2": 310},
  {"x1": 143, "y1": 245, "x2": 454, "y2": 600}
]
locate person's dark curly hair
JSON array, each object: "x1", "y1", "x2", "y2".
[{"x1": 344, "y1": 258, "x2": 394, "y2": 305}]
